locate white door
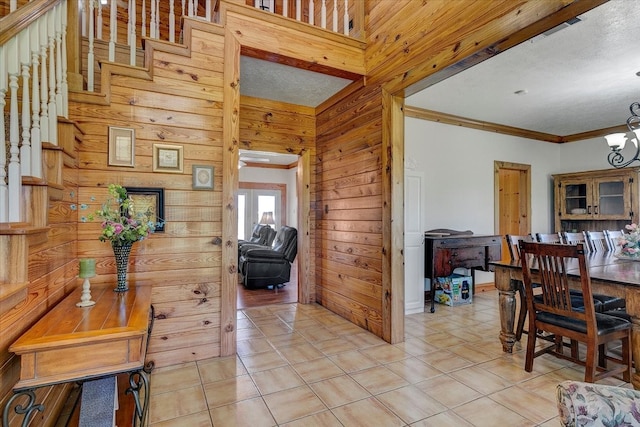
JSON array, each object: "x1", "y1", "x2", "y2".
[{"x1": 404, "y1": 170, "x2": 425, "y2": 314}]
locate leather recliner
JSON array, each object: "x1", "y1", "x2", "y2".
[{"x1": 239, "y1": 226, "x2": 297, "y2": 289}]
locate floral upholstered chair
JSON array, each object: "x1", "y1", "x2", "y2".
[{"x1": 556, "y1": 380, "x2": 640, "y2": 426}]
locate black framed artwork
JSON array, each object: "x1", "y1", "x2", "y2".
[{"x1": 125, "y1": 187, "x2": 165, "y2": 232}]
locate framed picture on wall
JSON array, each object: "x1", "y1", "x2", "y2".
[
  {"x1": 152, "y1": 144, "x2": 183, "y2": 173},
  {"x1": 108, "y1": 126, "x2": 135, "y2": 167},
  {"x1": 125, "y1": 187, "x2": 165, "y2": 232},
  {"x1": 192, "y1": 165, "x2": 214, "y2": 190}
]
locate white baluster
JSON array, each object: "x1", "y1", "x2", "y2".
[
  {"x1": 181, "y1": 0, "x2": 186, "y2": 17},
  {"x1": 206, "y1": 0, "x2": 212, "y2": 21},
  {"x1": 283, "y1": 0, "x2": 288, "y2": 18},
  {"x1": 0, "y1": 44, "x2": 8, "y2": 222},
  {"x1": 321, "y1": 0, "x2": 326, "y2": 28},
  {"x1": 39, "y1": 16, "x2": 49, "y2": 144},
  {"x1": 130, "y1": 0, "x2": 137, "y2": 66},
  {"x1": 169, "y1": 0, "x2": 175, "y2": 43},
  {"x1": 19, "y1": 29, "x2": 32, "y2": 177},
  {"x1": 109, "y1": 0, "x2": 117, "y2": 61},
  {"x1": 309, "y1": 0, "x2": 314, "y2": 25},
  {"x1": 47, "y1": 10, "x2": 57, "y2": 145},
  {"x1": 188, "y1": 0, "x2": 194, "y2": 17},
  {"x1": 97, "y1": 0, "x2": 103, "y2": 39},
  {"x1": 127, "y1": 0, "x2": 131, "y2": 46},
  {"x1": 88, "y1": 0, "x2": 95, "y2": 91},
  {"x1": 140, "y1": 0, "x2": 148, "y2": 37},
  {"x1": 296, "y1": 0, "x2": 301, "y2": 21},
  {"x1": 269, "y1": 0, "x2": 274, "y2": 13},
  {"x1": 30, "y1": 21, "x2": 42, "y2": 179},
  {"x1": 155, "y1": 0, "x2": 160, "y2": 40},
  {"x1": 81, "y1": 0, "x2": 87, "y2": 37},
  {"x1": 254, "y1": 0, "x2": 259, "y2": 9},
  {"x1": 54, "y1": 5, "x2": 63, "y2": 115},
  {"x1": 10, "y1": 0, "x2": 17, "y2": 13},
  {"x1": 343, "y1": 0, "x2": 349, "y2": 35},
  {"x1": 61, "y1": 1, "x2": 68, "y2": 118},
  {"x1": 332, "y1": 0, "x2": 338, "y2": 32},
  {"x1": 148, "y1": 0, "x2": 157, "y2": 39},
  {"x1": 8, "y1": 37, "x2": 21, "y2": 222}
]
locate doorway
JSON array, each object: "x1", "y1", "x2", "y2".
[{"x1": 494, "y1": 161, "x2": 532, "y2": 259}]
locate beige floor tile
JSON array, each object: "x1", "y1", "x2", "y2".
[
  {"x1": 277, "y1": 343, "x2": 325, "y2": 364},
  {"x1": 151, "y1": 362, "x2": 201, "y2": 392},
  {"x1": 312, "y1": 337, "x2": 357, "y2": 355},
  {"x1": 262, "y1": 385, "x2": 327, "y2": 424},
  {"x1": 454, "y1": 396, "x2": 534, "y2": 427},
  {"x1": 237, "y1": 337, "x2": 274, "y2": 356},
  {"x1": 331, "y1": 396, "x2": 405, "y2": 427},
  {"x1": 410, "y1": 410, "x2": 475, "y2": 427},
  {"x1": 350, "y1": 365, "x2": 409, "y2": 395},
  {"x1": 385, "y1": 357, "x2": 443, "y2": 383},
  {"x1": 279, "y1": 410, "x2": 343, "y2": 427},
  {"x1": 309, "y1": 375, "x2": 371, "y2": 408},
  {"x1": 448, "y1": 365, "x2": 515, "y2": 395},
  {"x1": 393, "y1": 337, "x2": 438, "y2": 356},
  {"x1": 236, "y1": 317, "x2": 255, "y2": 330},
  {"x1": 237, "y1": 327, "x2": 265, "y2": 340},
  {"x1": 478, "y1": 357, "x2": 540, "y2": 383},
  {"x1": 448, "y1": 343, "x2": 497, "y2": 364},
  {"x1": 425, "y1": 332, "x2": 469, "y2": 349},
  {"x1": 489, "y1": 386, "x2": 558, "y2": 425},
  {"x1": 538, "y1": 416, "x2": 562, "y2": 427},
  {"x1": 346, "y1": 332, "x2": 387, "y2": 349},
  {"x1": 197, "y1": 355, "x2": 247, "y2": 384},
  {"x1": 149, "y1": 410, "x2": 213, "y2": 427},
  {"x1": 329, "y1": 350, "x2": 379, "y2": 373},
  {"x1": 202, "y1": 374, "x2": 260, "y2": 408},
  {"x1": 417, "y1": 349, "x2": 475, "y2": 372},
  {"x1": 297, "y1": 325, "x2": 338, "y2": 342},
  {"x1": 376, "y1": 384, "x2": 447, "y2": 424},
  {"x1": 292, "y1": 357, "x2": 344, "y2": 383},
  {"x1": 258, "y1": 322, "x2": 294, "y2": 337},
  {"x1": 149, "y1": 385, "x2": 208, "y2": 424},
  {"x1": 327, "y1": 321, "x2": 369, "y2": 336},
  {"x1": 239, "y1": 349, "x2": 288, "y2": 373},
  {"x1": 267, "y1": 331, "x2": 309, "y2": 348},
  {"x1": 250, "y1": 365, "x2": 305, "y2": 395},
  {"x1": 209, "y1": 397, "x2": 276, "y2": 427},
  {"x1": 362, "y1": 344, "x2": 411, "y2": 364},
  {"x1": 415, "y1": 375, "x2": 483, "y2": 408}
]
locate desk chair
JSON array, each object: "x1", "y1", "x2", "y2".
[
  {"x1": 519, "y1": 241, "x2": 631, "y2": 383},
  {"x1": 536, "y1": 232, "x2": 561, "y2": 244}
]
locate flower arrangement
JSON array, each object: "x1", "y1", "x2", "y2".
[
  {"x1": 89, "y1": 184, "x2": 157, "y2": 245},
  {"x1": 618, "y1": 223, "x2": 640, "y2": 257}
]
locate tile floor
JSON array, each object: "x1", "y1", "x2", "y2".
[{"x1": 148, "y1": 290, "x2": 630, "y2": 426}]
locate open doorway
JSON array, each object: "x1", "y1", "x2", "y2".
[{"x1": 237, "y1": 150, "x2": 300, "y2": 309}]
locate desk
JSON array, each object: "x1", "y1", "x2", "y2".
[
  {"x1": 3, "y1": 285, "x2": 153, "y2": 426},
  {"x1": 424, "y1": 234, "x2": 502, "y2": 312},
  {"x1": 491, "y1": 254, "x2": 640, "y2": 389}
]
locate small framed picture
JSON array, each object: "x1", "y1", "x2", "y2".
[
  {"x1": 125, "y1": 187, "x2": 165, "y2": 232},
  {"x1": 192, "y1": 165, "x2": 214, "y2": 190},
  {"x1": 108, "y1": 126, "x2": 135, "y2": 167},
  {"x1": 153, "y1": 144, "x2": 183, "y2": 173}
]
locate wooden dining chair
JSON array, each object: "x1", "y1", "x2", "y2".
[
  {"x1": 519, "y1": 241, "x2": 631, "y2": 383},
  {"x1": 505, "y1": 234, "x2": 534, "y2": 341},
  {"x1": 604, "y1": 229, "x2": 624, "y2": 251},
  {"x1": 584, "y1": 231, "x2": 609, "y2": 252},
  {"x1": 535, "y1": 232, "x2": 562, "y2": 244},
  {"x1": 561, "y1": 231, "x2": 588, "y2": 250}
]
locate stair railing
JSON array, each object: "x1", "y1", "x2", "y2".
[{"x1": 0, "y1": 0, "x2": 68, "y2": 223}]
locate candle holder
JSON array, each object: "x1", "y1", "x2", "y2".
[{"x1": 77, "y1": 259, "x2": 96, "y2": 307}]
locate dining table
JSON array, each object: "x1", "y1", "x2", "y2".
[{"x1": 490, "y1": 252, "x2": 640, "y2": 389}]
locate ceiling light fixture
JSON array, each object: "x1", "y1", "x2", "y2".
[{"x1": 605, "y1": 102, "x2": 640, "y2": 168}]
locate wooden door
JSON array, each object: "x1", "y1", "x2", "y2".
[{"x1": 494, "y1": 161, "x2": 531, "y2": 260}]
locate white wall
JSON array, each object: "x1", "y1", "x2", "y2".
[
  {"x1": 239, "y1": 166, "x2": 298, "y2": 228},
  {"x1": 405, "y1": 117, "x2": 616, "y2": 283}
]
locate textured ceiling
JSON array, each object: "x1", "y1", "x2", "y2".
[
  {"x1": 240, "y1": 56, "x2": 353, "y2": 107},
  {"x1": 405, "y1": 0, "x2": 640, "y2": 137}
]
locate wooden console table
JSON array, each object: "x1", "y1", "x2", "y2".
[
  {"x1": 424, "y1": 234, "x2": 502, "y2": 313},
  {"x1": 3, "y1": 284, "x2": 153, "y2": 426}
]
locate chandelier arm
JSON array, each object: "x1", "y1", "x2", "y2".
[{"x1": 608, "y1": 145, "x2": 640, "y2": 169}]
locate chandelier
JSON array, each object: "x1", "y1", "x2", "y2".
[{"x1": 605, "y1": 102, "x2": 640, "y2": 168}]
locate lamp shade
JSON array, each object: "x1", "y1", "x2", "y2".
[
  {"x1": 259, "y1": 211, "x2": 275, "y2": 225},
  {"x1": 605, "y1": 133, "x2": 627, "y2": 150}
]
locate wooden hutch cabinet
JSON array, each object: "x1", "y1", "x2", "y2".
[{"x1": 553, "y1": 168, "x2": 640, "y2": 232}]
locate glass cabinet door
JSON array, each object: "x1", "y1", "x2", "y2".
[
  {"x1": 562, "y1": 181, "x2": 589, "y2": 216},
  {"x1": 595, "y1": 178, "x2": 627, "y2": 218}
]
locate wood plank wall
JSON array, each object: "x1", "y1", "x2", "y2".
[
  {"x1": 72, "y1": 24, "x2": 226, "y2": 369},
  {"x1": 315, "y1": 82, "x2": 384, "y2": 336}
]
